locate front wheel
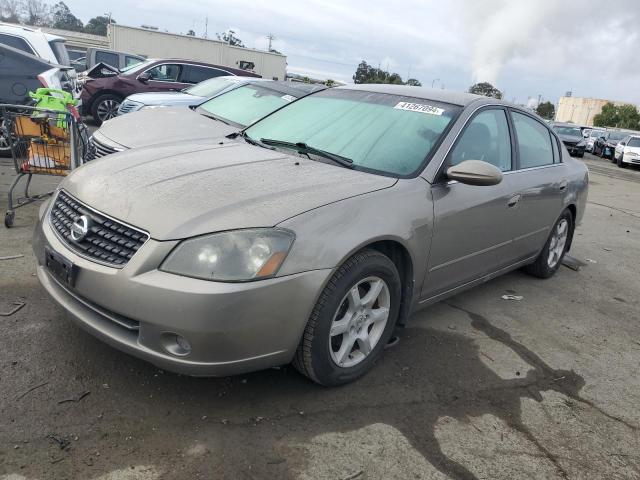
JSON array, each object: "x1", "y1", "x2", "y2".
[
  {"x1": 617, "y1": 154, "x2": 628, "y2": 168},
  {"x1": 293, "y1": 249, "x2": 401, "y2": 386},
  {"x1": 523, "y1": 209, "x2": 573, "y2": 279},
  {"x1": 91, "y1": 94, "x2": 122, "y2": 125}
]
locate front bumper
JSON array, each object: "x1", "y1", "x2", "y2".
[
  {"x1": 621, "y1": 153, "x2": 640, "y2": 165},
  {"x1": 564, "y1": 143, "x2": 585, "y2": 156},
  {"x1": 33, "y1": 214, "x2": 332, "y2": 376}
]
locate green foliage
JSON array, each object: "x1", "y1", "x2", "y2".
[
  {"x1": 186, "y1": 29, "x2": 195, "y2": 36},
  {"x1": 325, "y1": 79, "x2": 336, "y2": 87},
  {"x1": 84, "y1": 15, "x2": 113, "y2": 36},
  {"x1": 0, "y1": 0, "x2": 21, "y2": 22},
  {"x1": 593, "y1": 102, "x2": 640, "y2": 130},
  {"x1": 52, "y1": 1, "x2": 82, "y2": 31},
  {"x1": 21, "y1": 0, "x2": 51, "y2": 26},
  {"x1": 352, "y1": 60, "x2": 421, "y2": 86},
  {"x1": 216, "y1": 29, "x2": 244, "y2": 47},
  {"x1": 406, "y1": 78, "x2": 422, "y2": 87},
  {"x1": 535, "y1": 101, "x2": 555, "y2": 120},
  {"x1": 469, "y1": 82, "x2": 503, "y2": 99}
]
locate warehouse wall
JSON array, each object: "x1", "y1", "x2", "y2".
[
  {"x1": 109, "y1": 25, "x2": 287, "y2": 80},
  {"x1": 555, "y1": 96, "x2": 628, "y2": 126}
]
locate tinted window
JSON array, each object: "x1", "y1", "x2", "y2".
[
  {"x1": 608, "y1": 132, "x2": 626, "y2": 142},
  {"x1": 49, "y1": 40, "x2": 70, "y2": 66},
  {"x1": 95, "y1": 51, "x2": 119, "y2": 67},
  {"x1": 124, "y1": 55, "x2": 143, "y2": 67},
  {"x1": 181, "y1": 65, "x2": 227, "y2": 84},
  {"x1": 512, "y1": 111, "x2": 554, "y2": 168},
  {"x1": 449, "y1": 109, "x2": 512, "y2": 172},
  {"x1": 0, "y1": 34, "x2": 34, "y2": 54},
  {"x1": 244, "y1": 89, "x2": 461, "y2": 177},
  {"x1": 146, "y1": 63, "x2": 181, "y2": 82},
  {"x1": 628, "y1": 138, "x2": 640, "y2": 147}
]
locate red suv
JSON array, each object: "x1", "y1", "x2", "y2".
[{"x1": 80, "y1": 58, "x2": 260, "y2": 124}]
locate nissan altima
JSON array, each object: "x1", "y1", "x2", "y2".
[{"x1": 33, "y1": 84, "x2": 588, "y2": 386}]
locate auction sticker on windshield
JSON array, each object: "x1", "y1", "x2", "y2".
[
  {"x1": 394, "y1": 102, "x2": 445, "y2": 115},
  {"x1": 281, "y1": 95, "x2": 296, "y2": 102}
]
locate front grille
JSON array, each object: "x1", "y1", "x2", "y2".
[
  {"x1": 49, "y1": 190, "x2": 149, "y2": 268},
  {"x1": 86, "y1": 136, "x2": 123, "y2": 160},
  {"x1": 117, "y1": 100, "x2": 143, "y2": 115}
]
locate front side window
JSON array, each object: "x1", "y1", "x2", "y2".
[
  {"x1": 146, "y1": 64, "x2": 181, "y2": 82},
  {"x1": 95, "y1": 51, "x2": 119, "y2": 67},
  {"x1": 244, "y1": 89, "x2": 461, "y2": 177},
  {"x1": 511, "y1": 111, "x2": 554, "y2": 169},
  {"x1": 0, "y1": 34, "x2": 34, "y2": 54},
  {"x1": 199, "y1": 84, "x2": 298, "y2": 127},
  {"x1": 449, "y1": 109, "x2": 512, "y2": 171}
]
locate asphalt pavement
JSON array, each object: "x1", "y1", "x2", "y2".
[{"x1": 0, "y1": 152, "x2": 639, "y2": 480}]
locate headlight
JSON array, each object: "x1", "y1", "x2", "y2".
[
  {"x1": 141, "y1": 105, "x2": 167, "y2": 110},
  {"x1": 160, "y1": 229, "x2": 295, "y2": 282}
]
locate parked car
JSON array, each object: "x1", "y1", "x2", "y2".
[
  {"x1": 613, "y1": 135, "x2": 640, "y2": 168},
  {"x1": 80, "y1": 58, "x2": 261, "y2": 125},
  {"x1": 116, "y1": 76, "x2": 269, "y2": 116},
  {"x1": 34, "y1": 85, "x2": 588, "y2": 385},
  {"x1": 551, "y1": 123, "x2": 586, "y2": 157},
  {"x1": 87, "y1": 81, "x2": 324, "y2": 159},
  {"x1": 585, "y1": 129, "x2": 605, "y2": 152},
  {"x1": 593, "y1": 130, "x2": 627, "y2": 159},
  {"x1": 0, "y1": 44, "x2": 77, "y2": 156},
  {"x1": 73, "y1": 47, "x2": 145, "y2": 73}
]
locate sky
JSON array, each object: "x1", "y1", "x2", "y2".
[{"x1": 63, "y1": 0, "x2": 640, "y2": 106}]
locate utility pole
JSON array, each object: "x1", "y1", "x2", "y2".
[
  {"x1": 266, "y1": 33, "x2": 275, "y2": 52},
  {"x1": 431, "y1": 78, "x2": 440, "y2": 88},
  {"x1": 204, "y1": 16, "x2": 208, "y2": 39}
]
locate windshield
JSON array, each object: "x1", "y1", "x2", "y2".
[
  {"x1": 198, "y1": 84, "x2": 298, "y2": 127},
  {"x1": 49, "y1": 40, "x2": 70, "y2": 66},
  {"x1": 120, "y1": 59, "x2": 154, "y2": 74},
  {"x1": 627, "y1": 138, "x2": 640, "y2": 147},
  {"x1": 589, "y1": 130, "x2": 604, "y2": 138},
  {"x1": 553, "y1": 126, "x2": 582, "y2": 137},
  {"x1": 185, "y1": 77, "x2": 237, "y2": 97},
  {"x1": 244, "y1": 89, "x2": 461, "y2": 177},
  {"x1": 609, "y1": 132, "x2": 626, "y2": 141}
]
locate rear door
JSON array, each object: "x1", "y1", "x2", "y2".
[
  {"x1": 505, "y1": 110, "x2": 565, "y2": 260},
  {"x1": 422, "y1": 107, "x2": 522, "y2": 300}
]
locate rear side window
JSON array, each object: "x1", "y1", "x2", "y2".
[
  {"x1": 511, "y1": 111, "x2": 554, "y2": 169},
  {"x1": 95, "y1": 51, "x2": 119, "y2": 67},
  {"x1": 0, "y1": 34, "x2": 34, "y2": 54},
  {"x1": 181, "y1": 65, "x2": 228, "y2": 84},
  {"x1": 449, "y1": 108, "x2": 512, "y2": 172}
]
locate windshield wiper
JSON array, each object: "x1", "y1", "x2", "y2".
[
  {"x1": 259, "y1": 138, "x2": 354, "y2": 169},
  {"x1": 197, "y1": 109, "x2": 232, "y2": 125}
]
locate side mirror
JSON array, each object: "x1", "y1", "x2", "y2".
[
  {"x1": 137, "y1": 72, "x2": 151, "y2": 83},
  {"x1": 446, "y1": 160, "x2": 503, "y2": 186},
  {"x1": 620, "y1": 142, "x2": 626, "y2": 146}
]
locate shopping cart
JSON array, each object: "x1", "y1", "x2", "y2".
[{"x1": 1, "y1": 102, "x2": 89, "y2": 228}]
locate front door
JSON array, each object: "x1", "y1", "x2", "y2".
[
  {"x1": 421, "y1": 107, "x2": 521, "y2": 300},
  {"x1": 143, "y1": 63, "x2": 187, "y2": 92}
]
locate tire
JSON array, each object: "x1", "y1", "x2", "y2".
[
  {"x1": 0, "y1": 116, "x2": 12, "y2": 158},
  {"x1": 523, "y1": 209, "x2": 573, "y2": 279},
  {"x1": 4, "y1": 211, "x2": 15, "y2": 228},
  {"x1": 293, "y1": 249, "x2": 401, "y2": 386},
  {"x1": 90, "y1": 94, "x2": 122, "y2": 125},
  {"x1": 617, "y1": 155, "x2": 628, "y2": 168}
]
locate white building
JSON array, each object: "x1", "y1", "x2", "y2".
[{"x1": 555, "y1": 96, "x2": 630, "y2": 126}]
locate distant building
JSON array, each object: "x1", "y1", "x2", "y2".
[{"x1": 555, "y1": 96, "x2": 629, "y2": 126}]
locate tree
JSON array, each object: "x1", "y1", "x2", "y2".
[
  {"x1": 325, "y1": 79, "x2": 335, "y2": 87},
  {"x1": 216, "y1": 29, "x2": 244, "y2": 47},
  {"x1": 51, "y1": 1, "x2": 83, "y2": 31},
  {"x1": 593, "y1": 102, "x2": 640, "y2": 130},
  {"x1": 0, "y1": 0, "x2": 21, "y2": 22},
  {"x1": 406, "y1": 78, "x2": 422, "y2": 87},
  {"x1": 186, "y1": 29, "x2": 195, "y2": 36},
  {"x1": 469, "y1": 82, "x2": 503, "y2": 99},
  {"x1": 535, "y1": 101, "x2": 555, "y2": 120},
  {"x1": 352, "y1": 60, "x2": 420, "y2": 86},
  {"x1": 84, "y1": 15, "x2": 113, "y2": 36},
  {"x1": 21, "y1": 0, "x2": 51, "y2": 26}
]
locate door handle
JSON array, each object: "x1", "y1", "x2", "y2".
[
  {"x1": 507, "y1": 194, "x2": 521, "y2": 208},
  {"x1": 559, "y1": 180, "x2": 568, "y2": 191}
]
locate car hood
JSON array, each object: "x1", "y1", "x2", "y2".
[
  {"x1": 62, "y1": 141, "x2": 397, "y2": 240},
  {"x1": 126, "y1": 91, "x2": 205, "y2": 107},
  {"x1": 97, "y1": 108, "x2": 238, "y2": 149}
]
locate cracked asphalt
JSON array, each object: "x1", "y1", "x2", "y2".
[{"x1": 1, "y1": 152, "x2": 639, "y2": 480}]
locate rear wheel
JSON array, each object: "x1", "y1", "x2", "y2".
[
  {"x1": 523, "y1": 209, "x2": 573, "y2": 279},
  {"x1": 91, "y1": 94, "x2": 122, "y2": 125},
  {"x1": 293, "y1": 249, "x2": 401, "y2": 386}
]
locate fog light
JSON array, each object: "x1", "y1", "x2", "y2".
[{"x1": 160, "y1": 332, "x2": 192, "y2": 357}]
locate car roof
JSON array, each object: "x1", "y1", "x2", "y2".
[
  {"x1": 242, "y1": 80, "x2": 327, "y2": 97},
  {"x1": 337, "y1": 83, "x2": 487, "y2": 107},
  {"x1": 0, "y1": 22, "x2": 64, "y2": 42}
]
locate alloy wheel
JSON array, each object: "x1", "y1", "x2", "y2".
[
  {"x1": 96, "y1": 99, "x2": 120, "y2": 122},
  {"x1": 329, "y1": 276, "x2": 390, "y2": 368},
  {"x1": 547, "y1": 219, "x2": 569, "y2": 268}
]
